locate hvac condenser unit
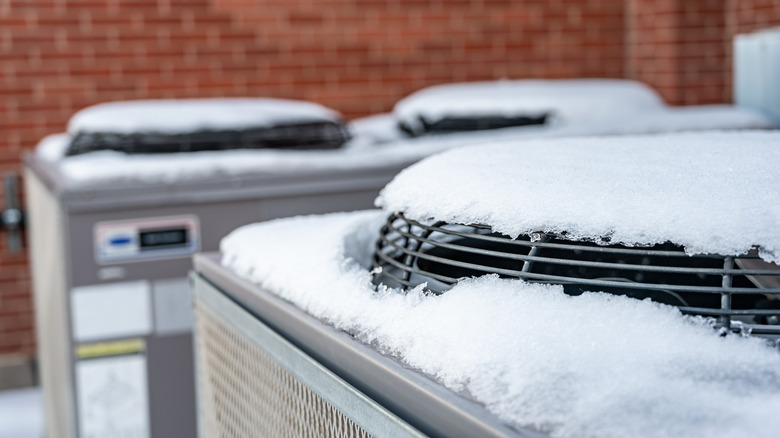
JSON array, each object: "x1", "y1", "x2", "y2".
[{"x1": 25, "y1": 98, "x2": 419, "y2": 438}]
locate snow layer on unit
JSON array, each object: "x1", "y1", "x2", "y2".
[
  {"x1": 48, "y1": 141, "x2": 445, "y2": 185},
  {"x1": 67, "y1": 98, "x2": 343, "y2": 135},
  {"x1": 0, "y1": 387, "x2": 44, "y2": 438},
  {"x1": 377, "y1": 131, "x2": 780, "y2": 263},
  {"x1": 394, "y1": 79, "x2": 667, "y2": 134},
  {"x1": 34, "y1": 133, "x2": 70, "y2": 162},
  {"x1": 346, "y1": 113, "x2": 408, "y2": 148},
  {"x1": 221, "y1": 211, "x2": 780, "y2": 438},
  {"x1": 553, "y1": 104, "x2": 774, "y2": 136}
]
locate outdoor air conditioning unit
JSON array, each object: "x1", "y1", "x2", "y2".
[{"x1": 25, "y1": 98, "x2": 422, "y2": 438}]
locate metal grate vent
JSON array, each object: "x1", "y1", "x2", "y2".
[
  {"x1": 398, "y1": 114, "x2": 548, "y2": 137},
  {"x1": 372, "y1": 213, "x2": 780, "y2": 334},
  {"x1": 195, "y1": 297, "x2": 372, "y2": 438},
  {"x1": 66, "y1": 121, "x2": 351, "y2": 156}
]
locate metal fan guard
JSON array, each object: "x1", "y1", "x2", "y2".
[
  {"x1": 371, "y1": 212, "x2": 780, "y2": 335},
  {"x1": 66, "y1": 121, "x2": 351, "y2": 156}
]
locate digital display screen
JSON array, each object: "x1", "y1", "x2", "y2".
[{"x1": 139, "y1": 228, "x2": 188, "y2": 249}]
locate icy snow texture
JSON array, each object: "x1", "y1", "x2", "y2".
[
  {"x1": 377, "y1": 131, "x2": 780, "y2": 263},
  {"x1": 67, "y1": 98, "x2": 342, "y2": 135},
  {"x1": 394, "y1": 79, "x2": 667, "y2": 134},
  {"x1": 221, "y1": 211, "x2": 780, "y2": 438}
]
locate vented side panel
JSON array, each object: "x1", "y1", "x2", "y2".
[{"x1": 195, "y1": 300, "x2": 371, "y2": 438}]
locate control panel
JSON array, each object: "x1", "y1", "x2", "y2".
[{"x1": 95, "y1": 215, "x2": 200, "y2": 264}]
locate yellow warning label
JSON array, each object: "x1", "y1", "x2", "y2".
[{"x1": 76, "y1": 338, "x2": 146, "y2": 359}]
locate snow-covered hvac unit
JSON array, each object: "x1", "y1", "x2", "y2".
[
  {"x1": 350, "y1": 79, "x2": 774, "y2": 147},
  {"x1": 734, "y1": 27, "x2": 780, "y2": 125},
  {"x1": 190, "y1": 253, "x2": 546, "y2": 438},
  {"x1": 25, "y1": 98, "x2": 419, "y2": 438},
  {"x1": 193, "y1": 132, "x2": 780, "y2": 438}
]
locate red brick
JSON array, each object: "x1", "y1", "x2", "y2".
[{"x1": 2, "y1": 0, "x2": 775, "y2": 360}]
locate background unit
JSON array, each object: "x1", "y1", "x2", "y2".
[{"x1": 24, "y1": 153, "x2": 413, "y2": 438}]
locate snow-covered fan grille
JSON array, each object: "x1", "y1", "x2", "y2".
[
  {"x1": 372, "y1": 213, "x2": 780, "y2": 334},
  {"x1": 66, "y1": 121, "x2": 351, "y2": 156}
]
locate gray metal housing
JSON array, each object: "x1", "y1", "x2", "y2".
[{"x1": 25, "y1": 152, "x2": 417, "y2": 438}]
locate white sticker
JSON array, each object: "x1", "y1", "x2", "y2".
[
  {"x1": 71, "y1": 281, "x2": 153, "y2": 342},
  {"x1": 152, "y1": 277, "x2": 194, "y2": 335},
  {"x1": 76, "y1": 355, "x2": 150, "y2": 438}
]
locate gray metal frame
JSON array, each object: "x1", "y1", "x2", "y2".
[
  {"x1": 193, "y1": 252, "x2": 547, "y2": 438},
  {"x1": 25, "y1": 151, "x2": 412, "y2": 214},
  {"x1": 25, "y1": 151, "x2": 420, "y2": 438},
  {"x1": 193, "y1": 269, "x2": 425, "y2": 438}
]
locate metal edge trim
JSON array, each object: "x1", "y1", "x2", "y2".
[
  {"x1": 192, "y1": 270, "x2": 425, "y2": 438},
  {"x1": 26, "y1": 153, "x2": 418, "y2": 213}
]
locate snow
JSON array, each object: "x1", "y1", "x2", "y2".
[
  {"x1": 0, "y1": 387, "x2": 44, "y2": 438},
  {"x1": 221, "y1": 210, "x2": 780, "y2": 438},
  {"x1": 67, "y1": 98, "x2": 343, "y2": 135},
  {"x1": 551, "y1": 104, "x2": 773, "y2": 136},
  {"x1": 46, "y1": 140, "x2": 447, "y2": 185},
  {"x1": 377, "y1": 131, "x2": 780, "y2": 263},
  {"x1": 394, "y1": 79, "x2": 667, "y2": 135},
  {"x1": 34, "y1": 133, "x2": 70, "y2": 162},
  {"x1": 346, "y1": 113, "x2": 408, "y2": 148},
  {"x1": 344, "y1": 104, "x2": 771, "y2": 149}
]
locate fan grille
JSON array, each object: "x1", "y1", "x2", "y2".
[
  {"x1": 66, "y1": 121, "x2": 351, "y2": 156},
  {"x1": 372, "y1": 212, "x2": 780, "y2": 334},
  {"x1": 398, "y1": 114, "x2": 548, "y2": 136}
]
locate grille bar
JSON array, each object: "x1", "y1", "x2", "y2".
[
  {"x1": 384, "y1": 219, "x2": 779, "y2": 277},
  {"x1": 398, "y1": 215, "x2": 761, "y2": 259},
  {"x1": 373, "y1": 213, "x2": 780, "y2": 332},
  {"x1": 66, "y1": 121, "x2": 351, "y2": 156}
]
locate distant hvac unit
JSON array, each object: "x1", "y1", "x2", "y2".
[
  {"x1": 734, "y1": 27, "x2": 780, "y2": 125},
  {"x1": 25, "y1": 98, "x2": 418, "y2": 438}
]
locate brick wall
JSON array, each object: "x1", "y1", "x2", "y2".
[
  {"x1": 728, "y1": 0, "x2": 780, "y2": 34},
  {"x1": 214, "y1": 0, "x2": 626, "y2": 116},
  {"x1": 0, "y1": 0, "x2": 779, "y2": 361},
  {"x1": 625, "y1": 0, "x2": 729, "y2": 105}
]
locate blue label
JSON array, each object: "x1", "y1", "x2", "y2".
[{"x1": 108, "y1": 236, "x2": 133, "y2": 246}]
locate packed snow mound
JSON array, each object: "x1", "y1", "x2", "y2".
[
  {"x1": 347, "y1": 113, "x2": 408, "y2": 148},
  {"x1": 377, "y1": 131, "x2": 780, "y2": 263},
  {"x1": 68, "y1": 98, "x2": 343, "y2": 135},
  {"x1": 221, "y1": 211, "x2": 780, "y2": 438},
  {"x1": 394, "y1": 79, "x2": 667, "y2": 134},
  {"x1": 42, "y1": 140, "x2": 445, "y2": 186},
  {"x1": 555, "y1": 104, "x2": 774, "y2": 135},
  {"x1": 34, "y1": 133, "x2": 70, "y2": 162}
]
